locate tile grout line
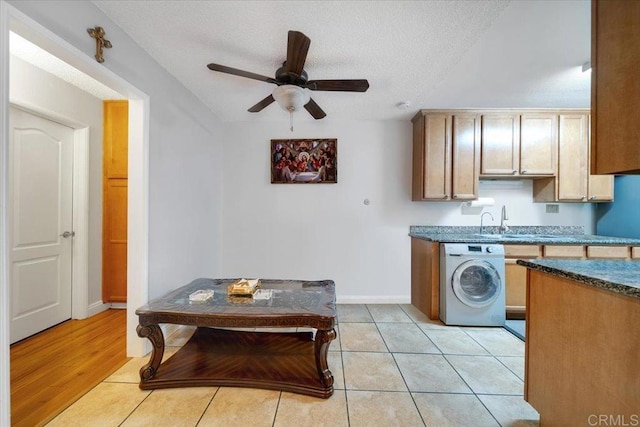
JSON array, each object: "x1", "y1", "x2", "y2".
[
  {"x1": 399, "y1": 305, "x2": 508, "y2": 426},
  {"x1": 194, "y1": 387, "x2": 220, "y2": 426},
  {"x1": 453, "y1": 328, "x2": 525, "y2": 425},
  {"x1": 460, "y1": 328, "x2": 526, "y2": 388},
  {"x1": 117, "y1": 388, "x2": 154, "y2": 427},
  {"x1": 376, "y1": 304, "x2": 425, "y2": 426},
  {"x1": 270, "y1": 391, "x2": 282, "y2": 427},
  {"x1": 335, "y1": 313, "x2": 351, "y2": 427}
]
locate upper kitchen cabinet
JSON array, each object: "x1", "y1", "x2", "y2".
[
  {"x1": 412, "y1": 111, "x2": 480, "y2": 201},
  {"x1": 591, "y1": 0, "x2": 640, "y2": 174},
  {"x1": 519, "y1": 113, "x2": 557, "y2": 175},
  {"x1": 534, "y1": 112, "x2": 613, "y2": 203},
  {"x1": 480, "y1": 112, "x2": 557, "y2": 177},
  {"x1": 480, "y1": 113, "x2": 519, "y2": 175}
]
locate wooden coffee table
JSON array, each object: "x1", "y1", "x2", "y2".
[{"x1": 135, "y1": 278, "x2": 337, "y2": 398}]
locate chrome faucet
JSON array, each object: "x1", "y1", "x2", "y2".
[
  {"x1": 480, "y1": 212, "x2": 494, "y2": 235},
  {"x1": 499, "y1": 205, "x2": 510, "y2": 234}
]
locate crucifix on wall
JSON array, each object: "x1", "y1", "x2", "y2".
[{"x1": 87, "y1": 26, "x2": 112, "y2": 63}]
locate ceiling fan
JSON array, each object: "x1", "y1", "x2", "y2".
[{"x1": 207, "y1": 30, "x2": 369, "y2": 120}]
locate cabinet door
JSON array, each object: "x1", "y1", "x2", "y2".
[
  {"x1": 592, "y1": 0, "x2": 640, "y2": 174},
  {"x1": 451, "y1": 115, "x2": 480, "y2": 200},
  {"x1": 481, "y1": 114, "x2": 520, "y2": 175},
  {"x1": 558, "y1": 114, "x2": 589, "y2": 201},
  {"x1": 520, "y1": 113, "x2": 557, "y2": 176},
  {"x1": 588, "y1": 175, "x2": 614, "y2": 201},
  {"x1": 421, "y1": 114, "x2": 452, "y2": 200},
  {"x1": 103, "y1": 100, "x2": 128, "y2": 303},
  {"x1": 505, "y1": 259, "x2": 527, "y2": 319}
]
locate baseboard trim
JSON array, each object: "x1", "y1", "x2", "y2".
[
  {"x1": 336, "y1": 296, "x2": 411, "y2": 304},
  {"x1": 109, "y1": 303, "x2": 127, "y2": 310},
  {"x1": 86, "y1": 301, "x2": 111, "y2": 317}
]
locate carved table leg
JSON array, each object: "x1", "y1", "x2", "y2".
[
  {"x1": 137, "y1": 324, "x2": 165, "y2": 382},
  {"x1": 314, "y1": 328, "x2": 336, "y2": 389}
]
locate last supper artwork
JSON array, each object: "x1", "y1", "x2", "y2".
[{"x1": 271, "y1": 139, "x2": 337, "y2": 184}]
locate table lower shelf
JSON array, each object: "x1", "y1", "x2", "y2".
[{"x1": 140, "y1": 327, "x2": 334, "y2": 398}]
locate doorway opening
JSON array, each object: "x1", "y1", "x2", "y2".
[{"x1": 1, "y1": 2, "x2": 150, "y2": 424}]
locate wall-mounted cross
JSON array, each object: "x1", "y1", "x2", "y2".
[{"x1": 87, "y1": 26, "x2": 112, "y2": 63}]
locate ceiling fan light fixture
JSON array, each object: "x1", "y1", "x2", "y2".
[{"x1": 272, "y1": 84, "x2": 310, "y2": 112}]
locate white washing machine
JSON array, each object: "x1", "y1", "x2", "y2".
[{"x1": 439, "y1": 243, "x2": 506, "y2": 326}]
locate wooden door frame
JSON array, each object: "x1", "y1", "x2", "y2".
[{"x1": 0, "y1": 3, "x2": 151, "y2": 424}]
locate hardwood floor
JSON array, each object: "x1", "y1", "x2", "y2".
[{"x1": 10, "y1": 309, "x2": 129, "y2": 426}]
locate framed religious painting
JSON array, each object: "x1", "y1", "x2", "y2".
[{"x1": 271, "y1": 139, "x2": 337, "y2": 184}]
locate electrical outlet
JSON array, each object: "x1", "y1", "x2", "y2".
[{"x1": 546, "y1": 204, "x2": 559, "y2": 214}]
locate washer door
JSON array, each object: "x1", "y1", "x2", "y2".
[{"x1": 451, "y1": 259, "x2": 502, "y2": 308}]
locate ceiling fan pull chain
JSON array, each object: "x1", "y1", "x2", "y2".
[{"x1": 289, "y1": 108, "x2": 294, "y2": 132}]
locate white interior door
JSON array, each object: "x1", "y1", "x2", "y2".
[{"x1": 9, "y1": 107, "x2": 74, "y2": 344}]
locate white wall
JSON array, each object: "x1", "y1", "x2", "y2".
[
  {"x1": 6, "y1": 1, "x2": 225, "y2": 299},
  {"x1": 10, "y1": 56, "x2": 105, "y2": 305},
  {"x1": 222, "y1": 119, "x2": 595, "y2": 302}
]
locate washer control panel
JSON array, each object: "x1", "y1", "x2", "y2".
[{"x1": 444, "y1": 244, "x2": 504, "y2": 257}]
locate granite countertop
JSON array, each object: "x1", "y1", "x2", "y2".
[
  {"x1": 516, "y1": 259, "x2": 640, "y2": 299},
  {"x1": 408, "y1": 225, "x2": 640, "y2": 245}
]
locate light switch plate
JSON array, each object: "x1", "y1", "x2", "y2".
[{"x1": 546, "y1": 204, "x2": 559, "y2": 213}]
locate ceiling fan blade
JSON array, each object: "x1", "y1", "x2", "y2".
[
  {"x1": 305, "y1": 79, "x2": 370, "y2": 92},
  {"x1": 285, "y1": 31, "x2": 311, "y2": 77},
  {"x1": 207, "y1": 63, "x2": 279, "y2": 85},
  {"x1": 304, "y1": 98, "x2": 326, "y2": 120},
  {"x1": 248, "y1": 94, "x2": 275, "y2": 112}
]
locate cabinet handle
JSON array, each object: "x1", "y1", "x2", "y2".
[
  {"x1": 589, "y1": 196, "x2": 596, "y2": 200},
  {"x1": 453, "y1": 194, "x2": 458, "y2": 199},
  {"x1": 581, "y1": 195, "x2": 586, "y2": 200},
  {"x1": 512, "y1": 170, "x2": 517, "y2": 175},
  {"x1": 521, "y1": 170, "x2": 527, "y2": 174},
  {"x1": 443, "y1": 195, "x2": 449, "y2": 200}
]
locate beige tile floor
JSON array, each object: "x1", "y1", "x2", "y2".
[{"x1": 46, "y1": 304, "x2": 539, "y2": 426}]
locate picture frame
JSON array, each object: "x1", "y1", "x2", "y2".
[{"x1": 271, "y1": 138, "x2": 337, "y2": 184}]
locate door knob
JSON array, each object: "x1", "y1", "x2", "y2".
[{"x1": 60, "y1": 231, "x2": 75, "y2": 238}]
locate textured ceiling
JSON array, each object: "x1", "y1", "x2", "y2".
[{"x1": 91, "y1": 0, "x2": 591, "y2": 123}]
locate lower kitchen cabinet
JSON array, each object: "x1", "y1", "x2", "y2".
[
  {"x1": 504, "y1": 245, "x2": 541, "y2": 319},
  {"x1": 411, "y1": 240, "x2": 640, "y2": 322},
  {"x1": 410, "y1": 239, "x2": 440, "y2": 319},
  {"x1": 525, "y1": 268, "x2": 640, "y2": 423},
  {"x1": 505, "y1": 244, "x2": 634, "y2": 319}
]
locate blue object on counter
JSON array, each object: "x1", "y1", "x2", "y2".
[{"x1": 596, "y1": 176, "x2": 640, "y2": 239}]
